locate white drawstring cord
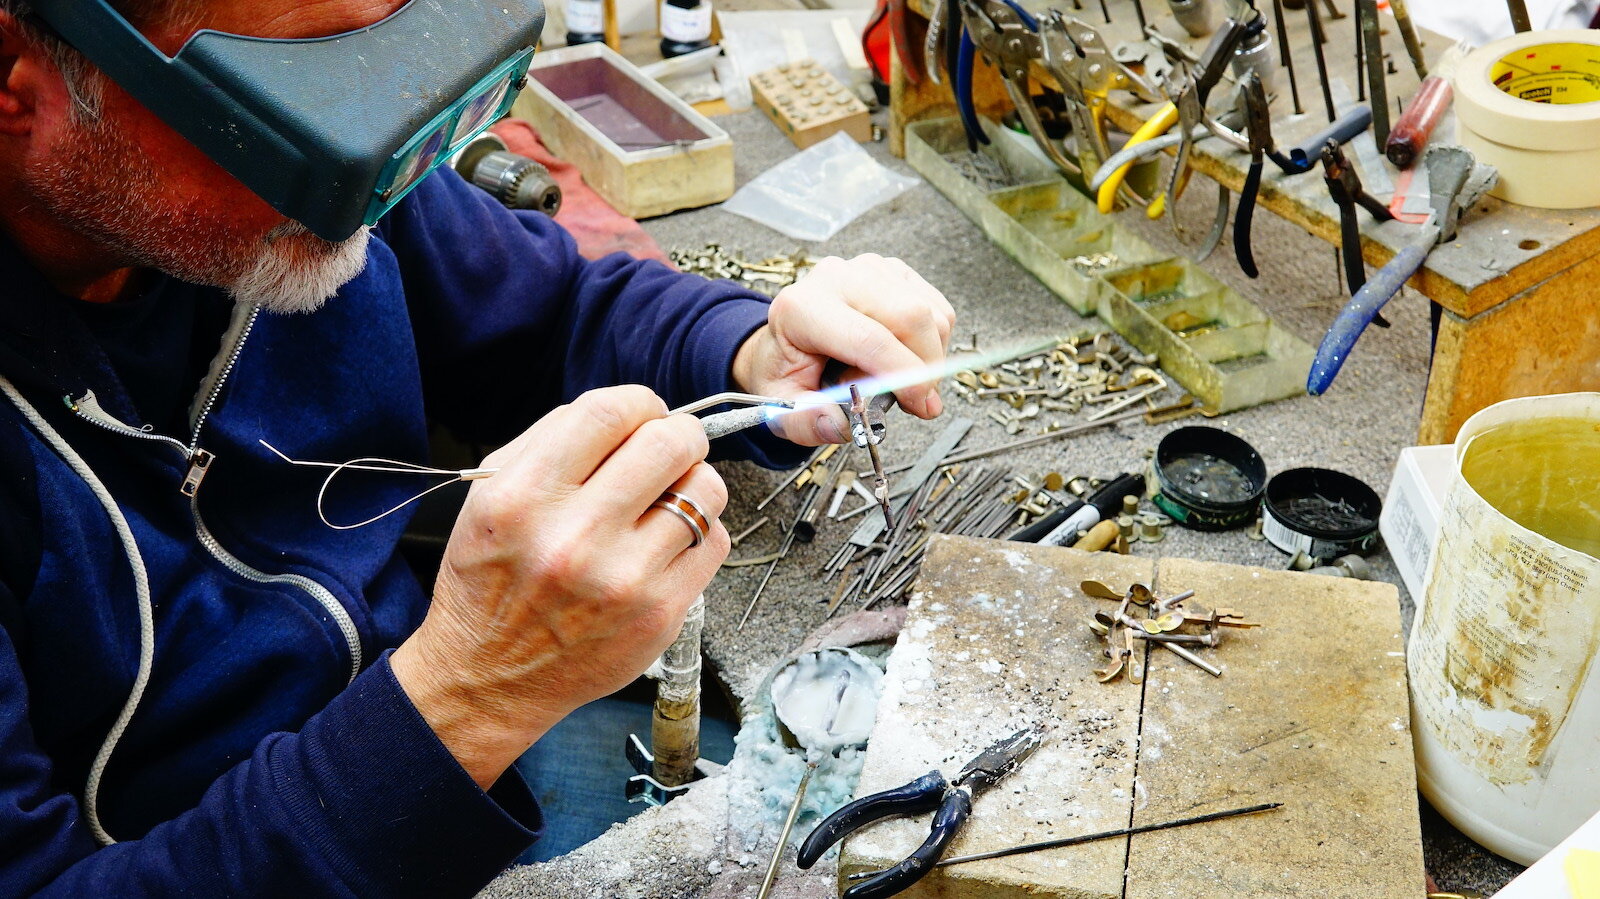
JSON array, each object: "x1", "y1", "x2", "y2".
[
  {"x1": 258, "y1": 441, "x2": 496, "y2": 530},
  {"x1": 0, "y1": 376, "x2": 151, "y2": 847},
  {"x1": 255, "y1": 393, "x2": 804, "y2": 531}
]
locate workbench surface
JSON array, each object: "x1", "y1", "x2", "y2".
[{"x1": 478, "y1": 108, "x2": 1523, "y2": 899}]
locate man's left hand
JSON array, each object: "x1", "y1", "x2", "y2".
[{"x1": 731, "y1": 254, "x2": 956, "y2": 446}]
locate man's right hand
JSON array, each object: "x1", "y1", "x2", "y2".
[{"x1": 390, "y1": 386, "x2": 729, "y2": 789}]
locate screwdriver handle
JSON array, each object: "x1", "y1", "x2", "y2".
[
  {"x1": 1308, "y1": 226, "x2": 1437, "y2": 395},
  {"x1": 1386, "y1": 75, "x2": 1452, "y2": 169},
  {"x1": 1269, "y1": 105, "x2": 1372, "y2": 174}
]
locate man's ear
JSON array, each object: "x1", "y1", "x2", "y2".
[{"x1": 0, "y1": 10, "x2": 48, "y2": 136}]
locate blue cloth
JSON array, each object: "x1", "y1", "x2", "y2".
[
  {"x1": 0, "y1": 169, "x2": 805, "y2": 896},
  {"x1": 512, "y1": 694, "x2": 738, "y2": 864}
]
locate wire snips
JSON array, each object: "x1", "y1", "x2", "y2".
[{"x1": 795, "y1": 724, "x2": 1046, "y2": 898}]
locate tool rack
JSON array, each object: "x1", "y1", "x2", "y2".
[{"x1": 889, "y1": 1, "x2": 1600, "y2": 443}]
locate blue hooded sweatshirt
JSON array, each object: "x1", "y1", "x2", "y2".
[{"x1": 0, "y1": 169, "x2": 803, "y2": 896}]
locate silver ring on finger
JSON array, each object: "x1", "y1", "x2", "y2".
[{"x1": 651, "y1": 491, "x2": 709, "y2": 548}]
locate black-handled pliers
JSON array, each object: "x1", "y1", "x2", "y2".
[
  {"x1": 1233, "y1": 71, "x2": 1271, "y2": 278},
  {"x1": 1320, "y1": 139, "x2": 1394, "y2": 296},
  {"x1": 796, "y1": 724, "x2": 1046, "y2": 899}
]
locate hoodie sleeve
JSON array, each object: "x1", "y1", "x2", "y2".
[
  {"x1": 0, "y1": 639, "x2": 538, "y2": 898},
  {"x1": 377, "y1": 169, "x2": 808, "y2": 470}
]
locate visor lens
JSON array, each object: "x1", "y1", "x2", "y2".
[
  {"x1": 366, "y1": 49, "x2": 532, "y2": 225},
  {"x1": 392, "y1": 127, "x2": 449, "y2": 198},
  {"x1": 452, "y1": 76, "x2": 514, "y2": 148}
]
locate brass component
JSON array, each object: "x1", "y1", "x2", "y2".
[
  {"x1": 1081, "y1": 579, "x2": 1123, "y2": 600},
  {"x1": 1163, "y1": 309, "x2": 1206, "y2": 332},
  {"x1": 730, "y1": 516, "x2": 771, "y2": 547},
  {"x1": 1072, "y1": 519, "x2": 1121, "y2": 552},
  {"x1": 1144, "y1": 394, "x2": 1201, "y2": 425}
]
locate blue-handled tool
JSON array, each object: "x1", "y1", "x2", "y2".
[
  {"x1": 1268, "y1": 105, "x2": 1373, "y2": 174},
  {"x1": 954, "y1": 0, "x2": 1040, "y2": 153},
  {"x1": 954, "y1": 32, "x2": 987, "y2": 150},
  {"x1": 1308, "y1": 146, "x2": 1494, "y2": 395},
  {"x1": 796, "y1": 724, "x2": 1046, "y2": 899}
]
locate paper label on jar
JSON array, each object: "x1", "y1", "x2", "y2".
[
  {"x1": 566, "y1": 0, "x2": 603, "y2": 34},
  {"x1": 1409, "y1": 479, "x2": 1600, "y2": 785},
  {"x1": 661, "y1": 3, "x2": 712, "y2": 42}
]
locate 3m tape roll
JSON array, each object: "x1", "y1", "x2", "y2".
[{"x1": 1454, "y1": 30, "x2": 1600, "y2": 209}]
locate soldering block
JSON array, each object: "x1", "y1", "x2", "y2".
[
  {"x1": 841, "y1": 535, "x2": 1425, "y2": 898},
  {"x1": 839, "y1": 540, "x2": 1153, "y2": 899},
  {"x1": 750, "y1": 59, "x2": 872, "y2": 149}
]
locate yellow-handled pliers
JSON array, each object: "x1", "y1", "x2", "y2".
[
  {"x1": 1095, "y1": 101, "x2": 1178, "y2": 214},
  {"x1": 1095, "y1": 2, "x2": 1261, "y2": 216}
]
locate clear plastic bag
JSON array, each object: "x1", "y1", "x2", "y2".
[{"x1": 721, "y1": 133, "x2": 918, "y2": 241}]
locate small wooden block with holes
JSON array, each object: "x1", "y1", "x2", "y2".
[{"x1": 750, "y1": 59, "x2": 871, "y2": 149}]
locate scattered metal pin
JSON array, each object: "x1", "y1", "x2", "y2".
[{"x1": 730, "y1": 516, "x2": 771, "y2": 547}]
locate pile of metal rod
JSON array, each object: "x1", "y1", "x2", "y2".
[
  {"x1": 736, "y1": 332, "x2": 1192, "y2": 627},
  {"x1": 818, "y1": 461, "x2": 1142, "y2": 614}
]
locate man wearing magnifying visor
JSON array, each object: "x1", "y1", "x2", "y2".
[{"x1": 0, "y1": 0, "x2": 955, "y2": 895}]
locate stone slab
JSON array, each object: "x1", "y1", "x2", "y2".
[
  {"x1": 839, "y1": 535, "x2": 1155, "y2": 899},
  {"x1": 1127, "y1": 558, "x2": 1425, "y2": 899},
  {"x1": 841, "y1": 536, "x2": 1424, "y2": 899}
]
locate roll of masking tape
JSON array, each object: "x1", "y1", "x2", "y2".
[{"x1": 1454, "y1": 30, "x2": 1600, "y2": 209}]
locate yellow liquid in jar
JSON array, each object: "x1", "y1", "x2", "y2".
[{"x1": 1460, "y1": 416, "x2": 1600, "y2": 560}]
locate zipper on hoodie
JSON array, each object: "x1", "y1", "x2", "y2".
[{"x1": 67, "y1": 304, "x2": 362, "y2": 682}]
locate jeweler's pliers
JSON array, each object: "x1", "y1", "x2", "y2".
[
  {"x1": 796, "y1": 725, "x2": 1046, "y2": 899},
  {"x1": 1233, "y1": 71, "x2": 1271, "y2": 278},
  {"x1": 1320, "y1": 138, "x2": 1394, "y2": 296},
  {"x1": 1095, "y1": 2, "x2": 1261, "y2": 215},
  {"x1": 954, "y1": 0, "x2": 1041, "y2": 153},
  {"x1": 1039, "y1": 13, "x2": 1159, "y2": 190},
  {"x1": 1307, "y1": 146, "x2": 1493, "y2": 395}
]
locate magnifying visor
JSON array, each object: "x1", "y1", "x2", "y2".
[{"x1": 27, "y1": 0, "x2": 546, "y2": 241}]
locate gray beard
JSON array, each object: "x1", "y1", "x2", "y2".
[{"x1": 22, "y1": 103, "x2": 371, "y2": 315}]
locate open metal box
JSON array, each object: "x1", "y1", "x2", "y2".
[
  {"x1": 905, "y1": 116, "x2": 1314, "y2": 413},
  {"x1": 905, "y1": 116, "x2": 1159, "y2": 314},
  {"x1": 514, "y1": 43, "x2": 733, "y2": 218}
]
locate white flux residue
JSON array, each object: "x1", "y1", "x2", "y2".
[
  {"x1": 771, "y1": 647, "x2": 882, "y2": 758},
  {"x1": 723, "y1": 647, "x2": 886, "y2": 856}
]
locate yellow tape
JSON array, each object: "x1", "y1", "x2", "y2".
[
  {"x1": 1456, "y1": 30, "x2": 1600, "y2": 208},
  {"x1": 1489, "y1": 41, "x2": 1600, "y2": 104}
]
